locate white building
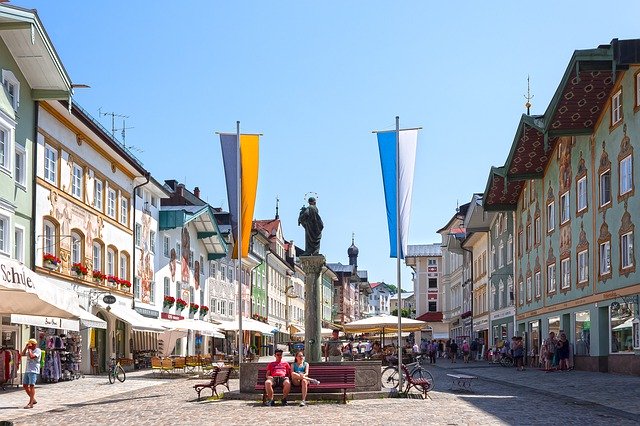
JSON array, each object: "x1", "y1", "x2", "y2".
[{"x1": 369, "y1": 282, "x2": 394, "y2": 316}]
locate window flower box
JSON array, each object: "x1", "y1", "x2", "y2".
[
  {"x1": 163, "y1": 296, "x2": 176, "y2": 308},
  {"x1": 71, "y1": 262, "x2": 88, "y2": 277},
  {"x1": 43, "y1": 253, "x2": 61, "y2": 270},
  {"x1": 199, "y1": 305, "x2": 209, "y2": 316},
  {"x1": 175, "y1": 298, "x2": 187, "y2": 311},
  {"x1": 92, "y1": 270, "x2": 106, "y2": 283}
]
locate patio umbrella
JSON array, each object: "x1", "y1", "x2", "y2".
[
  {"x1": 169, "y1": 318, "x2": 225, "y2": 338},
  {"x1": 293, "y1": 328, "x2": 339, "y2": 338},
  {"x1": 158, "y1": 329, "x2": 188, "y2": 357},
  {"x1": 342, "y1": 314, "x2": 428, "y2": 334},
  {"x1": 216, "y1": 316, "x2": 276, "y2": 335}
]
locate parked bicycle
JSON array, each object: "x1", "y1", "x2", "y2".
[
  {"x1": 499, "y1": 353, "x2": 514, "y2": 368},
  {"x1": 107, "y1": 357, "x2": 126, "y2": 384},
  {"x1": 381, "y1": 354, "x2": 434, "y2": 392}
]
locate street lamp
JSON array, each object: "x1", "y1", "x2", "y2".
[{"x1": 284, "y1": 283, "x2": 298, "y2": 338}]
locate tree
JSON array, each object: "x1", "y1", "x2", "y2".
[{"x1": 391, "y1": 308, "x2": 414, "y2": 318}]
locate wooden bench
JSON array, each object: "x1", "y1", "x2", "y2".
[
  {"x1": 401, "y1": 365, "x2": 433, "y2": 399},
  {"x1": 254, "y1": 365, "x2": 356, "y2": 404},
  {"x1": 446, "y1": 373, "x2": 478, "y2": 390},
  {"x1": 193, "y1": 366, "x2": 233, "y2": 401}
]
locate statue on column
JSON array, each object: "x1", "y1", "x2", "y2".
[{"x1": 298, "y1": 197, "x2": 324, "y2": 256}]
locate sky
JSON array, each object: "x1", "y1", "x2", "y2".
[{"x1": 14, "y1": 0, "x2": 640, "y2": 291}]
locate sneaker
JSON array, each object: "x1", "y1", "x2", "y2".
[
  {"x1": 266, "y1": 400, "x2": 275, "y2": 407},
  {"x1": 299, "y1": 401, "x2": 306, "y2": 407},
  {"x1": 281, "y1": 399, "x2": 288, "y2": 406}
]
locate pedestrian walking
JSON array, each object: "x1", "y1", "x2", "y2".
[
  {"x1": 429, "y1": 341, "x2": 437, "y2": 364},
  {"x1": 470, "y1": 338, "x2": 478, "y2": 361},
  {"x1": 513, "y1": 337, "x2": 525, "y2": 371},
  {"x1": 557, "y1": 333, "x2": 570, "y2": 371},
  {"x1": 543, "y1": 332, "x2": 557, "y2": 372},
  {"x1": 450, "y1": 340, "x2": 458, "y2": 363},
  {"x1": 22, "y1": 338, "x2": 41, "y2": 409},
  {"x1": 462, "y1": 340, "x2": 470, "y2": 363}
]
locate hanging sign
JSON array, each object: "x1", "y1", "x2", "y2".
[{"x1": 103, "y1": 295, "x2": 116, "y2": 305}]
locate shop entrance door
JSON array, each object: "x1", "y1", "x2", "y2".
[
  {"x1": 1, "y1": 324, "x2": 19, "y2": 350},
  {"x1": 95, "y1": 312, "x2": 107, "y2": 373}
]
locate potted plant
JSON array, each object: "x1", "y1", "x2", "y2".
[
  {"x1": 92, "y1": 270, "x2": 106, "y2": 283},
  {"x1": 71, "y1": 262, "x2": 88, "y2": 277},
  {"x1": 43, "y1": 253, "x2": 61, "y2": 270},
  {"x1": 106, "y1": 275, "x2": 119, "y2": 288},
  {"x1": 175, "y1": 298, "x2": 187, "y2": 311},
  {"x1": 199, "y1": 305, "x2": 209, "y2": 317},
  {"x1": 163, "y1": 295, "x2": 175, "y2": 309},
  {"x1": 119, "y1": 279, "x2": 132, "y2": 291}
]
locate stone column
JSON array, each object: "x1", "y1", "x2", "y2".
[{"x1": 300, "y1": 255, "x2": 325, "y2": 363}]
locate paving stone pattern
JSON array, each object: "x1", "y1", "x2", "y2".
[{"x1": 1, "y1": 363, "x2": 638, "y2": 425}]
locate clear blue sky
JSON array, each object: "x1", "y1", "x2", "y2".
[{"x1": 16, "y1": 1, "x2": 640, "y2": 291}]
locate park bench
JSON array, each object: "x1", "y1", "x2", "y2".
[
  {"x1": 446, "y1": 373, "x2": 478, "y2": 390},
  {"x1": 255, "y1": 365, "x2": 356, "y2": 404},
  {"x1": 400, "y1": 365, "x2": 433, "y2": 399},
  {"x1": 193, "y1": 366, "x2": 233, "y2": 401}
]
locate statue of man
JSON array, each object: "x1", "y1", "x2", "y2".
[{"x1": 298, "y1": 197, "x2": 324, "y2": 255}]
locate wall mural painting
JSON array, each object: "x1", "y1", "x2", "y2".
[
  {"x1": 558, "y1": 137, "x2": 573, "y2": 194},
  {"x1": 194, "y1": 260, "x2": 200, "y2": 290},
  {"x1": 48, "y1": 189, "x2": 103, "y2": 273},
  {"x1": 181, "y1": 227, "x2": 191, "y2": 283},
  {"x1": 138, "y1": 212, "x2": 153, "y2": 303},
  {"x1": 169, "y1": 248, "x2": 177, "y2": 282}
]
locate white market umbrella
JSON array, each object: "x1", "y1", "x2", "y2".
[
  {"x1": 0, "y1": 258, "x2": 80, "y2": 319},
  {"x1": 613, "y1": 318, "x2": 634, "y2": 331},
  {"x1": 342, "y1": 314, "x2": 428, "y2": 334},
  {"x1": 294, "y1": 328, "x2": 338, "y2": 338},
  {"x1": 217, "y1": 316, "x2": 275, "y2": 335},
  {"x1": 158, "y1": 329, "x2": 188, "y2": 357},
  {"x1": 169, "y1": 318, "x2": 225, "y2": 338}
]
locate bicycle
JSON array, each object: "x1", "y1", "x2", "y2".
[
  {"x1": 499, "y1": 353, "x2": 514, "y2": 368},
  {"x1": 381, "y1": 354, "x2": 434, "y2": 392},
  {"x1": 107, "y1": 357, "x2": 126, "y2": 384}
]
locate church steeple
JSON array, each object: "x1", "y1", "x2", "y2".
[
  {"x1": 348, "y1": 233, "x2": 359, "y2": 267},
  {"x1": 275, "y1": 196, "x2": 279, "y2": 219}
]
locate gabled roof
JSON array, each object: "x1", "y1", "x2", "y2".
[
  {"x1": 326, "y1": 262, "x2": 355, "y2": 275},
  {"x1": 253, "y1": 219, "x2": 281, "y2": 237},
  {"x1": 482, "y1": 166, "x2": 524, "y2": 212},
  {"x1": 159, "y1": 205, "x2": 227, "y2": 260},
  {"x1": 406, "y1": 244, "x2": 442, "y2": 257}
]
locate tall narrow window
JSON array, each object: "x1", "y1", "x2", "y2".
[
  {"x1": 0, "y1": 215, "x2": 7, "y2": 254},
  {"x1": 107, "y1": 189, "x2": 116, "y2": 218},
  {"x1": 13, "y1": 226, "x2": 24, "y2": 262},
  {"x1": 43, "y1": 220, "x2": 55, "y2": 256},
  {"x1": 14, "y1": 144, "x2": 25, "y2": 187},
  {"x1": 2, "y1": 69, "x2": 19, "y2": 110},
  {"x1": 507, "y1": 235, "x2": 513, "y2": 264},
  {"x1": 560, "y1": 192, "x2": 570, "y2": 224},
  {"x1": 71, "y1": 232, "x2": 82, "y2": 265},
  {"x1": 498, "y1": 242, "x2": 504, "y2": 268},
  {"x1": 120, "y1": 197, "x2": 128, "y2": 225},
  {"x1": 534, "y1": 216, "x2": 541, "y2": 245},
  {"x1": 119, "y1": 254, "x2": 128, "y2": 279},
  {"x1": 44, "y1": 145, "x2": 57, "y2": 184},
  {"x1": 578, "y1": 250, "x2": 588, "y2": 283},
  {"x1": 547, "y1": 263, "x2": 556, "y2": 293},
  {"x1": 526, "y1": 276, "x2": 532, "y2": 302},
  {"x1": 135, "y1": 223, "x2": 142, "y2": 247},
  {"x1": 600, "y1": 241, "x2": 611, "y2": 275},
  {"x1": 0, "y1": 128, "x2": 7, "y2": 171},
  {"x1": 620, "y1": 155, "x2": 633, "y2": 196},
  {"x1": 93, "y1": 242, "x2": 103, "y2": 272},
  {"x1": 94, "y1": 179, "x2": 103, "y2": 211},
  {"x1": 621, "y1": 232, "x2": 634, "y2": 269},
  {"x1": 163, "y1": 235, "x2": 170, "y2": 257},
  {"x1": 547, "y1": 201, "x2": 555, "y2": 232},
  {"x1": 164, "y1": 277, "x2": 170, "y2": 297},
  {"x1": 149, "y1": 230, "x2": 156, "y2": 254},
  {"x1": 577, "y1": 177, "x2": 587, "y2": 212},
  {"x1": 561, "y1": 258, "x2": 571, "y2": 289},
  {"x1": 534, "y1": 271, "x2": 541, "y2": 299},
  {"x1": 175, "y1": 242, "x2": 181, "y2": 259},
  {"x1": 71, "y1": 165, "x2": 82, "y2": 198},
  {"x1": 107, "y1": 249, "x2": 115, "y2": 276},
  {"x1": 526, "y1": 223, "x2": 532, "y2": 251},
  {"x1": 600, "y1": 170, "x2": 611, "y2": 206},
  {"x1": 611, "y1": 89, "x2": 622, "y2": 125}
]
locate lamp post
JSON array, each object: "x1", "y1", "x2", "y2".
[{"x1": 284, "y1": 283, "x2": 298, "y2": 338}]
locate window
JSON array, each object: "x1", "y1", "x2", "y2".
[
  {"x1": 220, "y1": 300, "x2": 227, "y2": 316},
  {"x1": 611, "y1": 89, "x2": 622, "y2": 125},
  {"x1": 575, "y1": 311, "x2": 591, "y2": 356},
  {"x1": 149, "y1": 231, "x2": 156, "y2": 254},
  {"x1": 578, "y1": 250, "x2": 588, "y2": 283},
  {"x1": 107, "y1": 189, "x2": 116, "y2": 218},
  {"x1": 577, "y1": 177, "x2": 587, "y2": 212},
  {"x1": 0, "y1": 215, "x2": 8, "y2": 254},
  {"x1": 43, "y1": 220, "x2": 56, "y2": 255},
  {"x1": 526, "y1": 223, "x2": 532, "y2": 251},
  {"x1": 189, "y1": 250, "x2": 194, "y2": 268},
  {"x1": 135, "y1": 223, "x2": 142, "y2": 247},
  {"x1": 2, "y1": 69, "x2": 19, "y2": 110},
  {"x1": 547, "y1": 201, "x2": 555, "y2": 232},
  {"x1": 600, "y1": 241, "x2": 611, "y2": 275},
  {"x1": 210, "y1": 298, "x2": 217, "y2": 314},
  {"x1": 534, "y1": 271, "x2": 541, "y2": 299},
  {"x1": 518, "y1": 281, "x2": 524, "y2": 305},
  {"x1": 107, "y1": 249, "x2": 115, "y2": 276},
  {"x1": 163, "y1": 235, "x2": 170, "y2": 257},
  {"x1": 534, "y1": 216, "x2": 541, "y2": 245},
  {"x1": 561, "y1": 258, "x2": 571, "y2": 290},
  {"x1": 560, "y1": 192, "x2": 570, "y2": 224},
  {"x1": 175, "y1": 282, "x2": 180, "y2": 300},
  {"x1": 14, "y1": 144, "x2": 25, "y2": 187},
  {"x1": 175, "y1": 242, "x2": 181, "y2": 259},
  {"x1": 428, "y1": 278, "x2": 437, "y2": 288},
  {"x1": 70, "y1": 232, "x2": 82, "y2": 265},
  {"x1": 428, "y1": 301, "x2": 437, "y2": 312},
  {"x1": 428, "y1": 259, "x2": 436, "y2": 266},
  {"x1": 518, "y1": 229, "x2": 524, "y2": 257},
  {"x1": 13, "y1": 226, "x2": 23, "y2": 262},
  {"x1": 149, "y1": 281, "x2": 155, "y2": 303},
  {"x1": 151, "y1": 196, "x2": 157, "y2": 208},
  {"x1": 199, "y1": 255, "x2": 204, "y2": 274},
  {"x1": 93, "y1": 179, "x2": 103, "y2": 210},
  {"x1": 164, "y1": 277, "x2": 170, "y2": 297},
  {"x1": 610, "y1": 301, "x2": 636, "y2": 353},
  {"x1": 508, "y1": 277, "x2": 514, "y2": 305},
  {"x1": 120, "y1": 197, "x2": 128, "y2": 225},
  {"x1": 210, "y1": 261, "x2": 217, "y2": 278},
  {"x1": 526, "y1": 276, "x2": 532, "y2": 302},
  {"x1": 600, "y1": 170, "x2": 611, "y2": 206},
  {"x1": 498, "y1": 242, "x2": 504, "y2": 268},
  {"x1": 621, "y1": 232, "x2": 634, "y2": 269},
  {"x1": 44, "y1": 145, "x2": 57, "y2": 184},
  {"x1": 119, "y1": 254, "x2": 128, "y2": 279},
  {"x1": 547, "y1": 263, "x2": 556, "y2": 293},
  {"x1": 0, "y1": 127, "x2": 8, "y2": 172},
  {"x1": 71, "y1": 164, "x2": 82, "y2": 198},
  {"x1": 92, "y1": 242, "x2": 103, "y2": 273},
  {"x1": 637, "y1": 72, "x2": 640, "y2": 108},
  {"x1": 507, "y1": 235, "x2": 513, "y2": 264},
  {"x1": 228, "y1": 302, "x2": 234, "y2": 317},
  {"x1": 620, "y1": 155, "x2": 633, "y2": 196},
  {"x1": 134, "y1": 277, "x2": 140, "y2": 299},
  {"x1": 200, "y1": 287, "x2": 204, "y2": 306}
]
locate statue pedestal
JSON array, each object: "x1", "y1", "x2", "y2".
[{"x1": 300, "y1": 255, "x2": 325, "y2": 363}]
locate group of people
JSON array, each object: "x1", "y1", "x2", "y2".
[
  {"x1": 264, "y1": 348, "x2": 319, "y2": 407},
  {"x1": 541, "y1": 331, "x2": 572, "y2": 372}
]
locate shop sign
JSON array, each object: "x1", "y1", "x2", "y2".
[
  {"x1": 103, "y1": 295, "x2": 116, "y2": 305},
  {"x1": 428, "y1": 267, "x2": 437, "y2": 272},
  {"x1": 135, "y1": 307, "x2": 159, "y2": 318},
  {"x1": 10, "y1": 314, "x2": 79, "y2": 331},
  {"x1": 161, "y1": 312, "x2": 184, "y2": 321},
  {"x1": 428, "y1": 293, "x2": 438, "y2": 300},
  {"x1": 1, "y1": 259, "x2": 35, "y2": 290}
]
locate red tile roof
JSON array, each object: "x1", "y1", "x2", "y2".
[{"x1": 416, "y1": 312, "x2": 443, "y2": 322}]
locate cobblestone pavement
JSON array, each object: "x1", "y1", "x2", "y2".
[{"x1": 1, "y1": 364, "x2": 639, "y2": 425}]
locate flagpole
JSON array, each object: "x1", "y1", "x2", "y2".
[
  {"x1": 395, "y1": 115, "x2": 402, "y2": 391},
  {"x1": 237, "y1": 120, "x2": 243, "y2": 368}
]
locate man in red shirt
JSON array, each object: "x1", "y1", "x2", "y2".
[{"x1": 265, "y1": 349, "x2": 291, "y2": 406}]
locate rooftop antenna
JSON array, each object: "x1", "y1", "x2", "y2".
[
  {"x1": 98, "y1": 108, "x2": 128, "y2": 139},
  {"x1": 115, "y1": 118, "x2": 143, "y2": 153},
  {"x1": 524, "y1": 75, "x2": 534, "y2": 115},
  {"x1": 275, "y1": 195, "x2": 280, "y2": 219}
]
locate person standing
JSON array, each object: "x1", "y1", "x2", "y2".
[
  {"x1": 543, "y1": 332, "x2": 557, "y2": 372},
  {"x1": 513, "y1": 337, "x2": 525, "y2": 371},
  {"x1": 22, "y1": 338, "x2": 42, "y2": 409},
  {"x1": 462, "y1": 340, "x2": 470, "y2": 363},
  {"x1": 557, "y1": 333, "x2": 570, "y2": 371},
  {"x1": 449, "y1": 340, "x2": 458, "y2": 363},
  {"x1": 324, "y1": 330, "x2": 343, "y2": 362},
  {"x1": 470, "y1": 338, "x2": 479, "y2": 362},
  {"x1": 428, "y1": 340, "x2": 437, "y2": 364}
]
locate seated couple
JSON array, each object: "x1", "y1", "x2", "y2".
[{"x1": 264, "y1": 349, "x2": 318, "y2": 407}]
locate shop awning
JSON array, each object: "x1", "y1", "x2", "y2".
[
  {"x1": 168, "y1": 318, "x2": 225, "y2": 338},
  {"x1": 98, "y1": 302, "x2": 166, "y2": 332},
  {"x1": 10, "y1": 314, "x2": 79, "y2": 331},
  {"x1": 78, "y1": 308, "x2": 107, "y2": 329},
  {"x1": 0, "y1": 258, "x2": 80, "y2": 319},
  {"x1": 217, "y1": 317, "x2": 275, "y2": 335}
]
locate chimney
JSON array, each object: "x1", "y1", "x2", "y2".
[
  {"x1": 177, "y1": 184, "x2": 185, "y2": 197},
  {"x1": 194, "y1": 187, "x2": 200, "y2": 198}
]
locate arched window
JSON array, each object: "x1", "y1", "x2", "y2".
[
  {"x1": 107, "y1": 247, "x2": 117, "y2": 276},
  {"x1": 71, "y1": 230, "x2": 84, "y2": 265},
  {"x1": 93, "y1": 239, "x2": 104, "y2": 272},
  {"x1": 119, "y1": 252, "x2": 129, "y2": 280},
  {"x1": 42, "y1": 217, "x2": 59, "y2": 257}
]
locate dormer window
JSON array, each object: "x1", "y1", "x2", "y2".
[
  {"x1": 2, "y1": 69, "x2": 20, "y2": 110},
  {"x1": 611, "y1": 89, "x2": 622, "y2": 126}
]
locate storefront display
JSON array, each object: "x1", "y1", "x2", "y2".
[
  {"x1": 610, "y1": 302, "x2": 636, "y2": 353},
  {"x1": 37, "y1": 329, "x2": 83, "y2": 382},
  {"x1": 0, "y1": 348, "x2": 21, "y2": 389}
]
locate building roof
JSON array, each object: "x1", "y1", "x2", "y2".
[
  {"x1": 326, "y1": 262, "x2": 355, "y2": 274},
  {"x1": 253, "y1": 219, "x2": 281, "y2": 237},
  {"x1": 406, "y1": 244, "x2": 442, "y2": 257}
]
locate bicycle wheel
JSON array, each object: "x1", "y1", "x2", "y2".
[
  {"x1": 116, "y1": 365, "x2": 126, "y2": 382},
  {"x1": 411, "y1": 368, "x2": 435, "y2": 392},
  {"x1": 500, "y1": 356, "x2": 514, "y2": 367},
  {"x1": 381, "y1": 366, "x2": 400, "y2": 389},
  {"x1": 108, "y1": 368, "x2": 115, "y2": 384}
]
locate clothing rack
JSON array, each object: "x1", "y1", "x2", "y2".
[{"x1": 0, "y1": 348, "x2": 21, "y2": 390}]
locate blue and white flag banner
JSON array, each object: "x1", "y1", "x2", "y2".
[{"x1": 377, "y1": 129, "x2": 418, "y2": 259}]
